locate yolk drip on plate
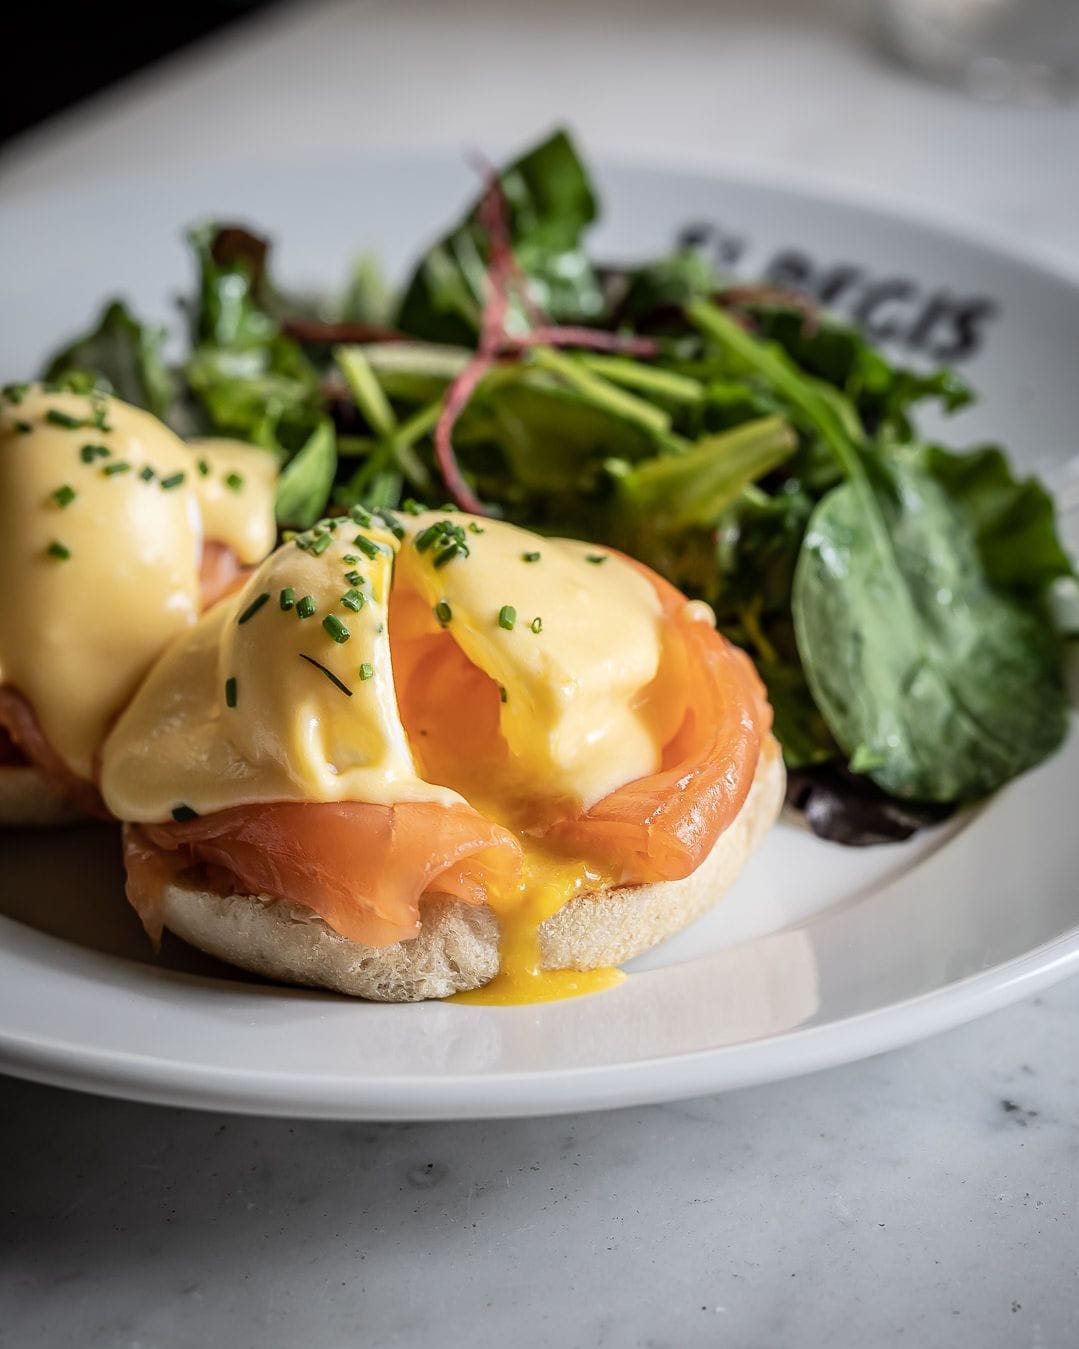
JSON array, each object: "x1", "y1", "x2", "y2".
[{"x1": 452, "y1": 847, "x2": 625, "y2": 1005}]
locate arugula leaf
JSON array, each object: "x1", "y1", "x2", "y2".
[
  {"x1": 794, "y1": 455, "x2": 1068, "y2": 801},
  {"x1": 274, "y1": 419, "x2": 337, "y2": 528},
  {"x1": 44, "y1": 301, "x2": 175, "y2": 421},
  {"x1": 914, "y1": 443, "x2": 1074, "y2": 595},
  {"x1": 396, "y1": 129, "x2": 603, "y2": 343}
]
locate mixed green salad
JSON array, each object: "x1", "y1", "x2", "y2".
[{"x1": 44, "y1": 130, "x2": 1075, "y2": 844}]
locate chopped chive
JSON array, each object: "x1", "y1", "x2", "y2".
[
  {"x1": 349, "y1": 504, "x2": 374, "y2": 527},
  {"x1": 102, "y1": 461, "x2": 131, "y2": 476},
  {"x1": 299, "y1": 653, "x2": 352, "y2": 697},
  {"x1": 46, "y1": 539, "x2": 71, "y2": 561},
  {"x1": 2, "y1": 382, "x2": 28, "y2": 404},
  {"x1": 308, "y1": 531, "x2": 333, "y2": 556},
  {"x1": 414, "y1": 524, "x2": 439, "y2": 553},
  {"x1": 352, "y1": 534, "x2": 382, "y2": 559},
  {"x1": 46, "y1": 409, "x2": 84, "y2": 429},
  {"x1": 402, "y1": 498, "x2": 427, "y2": 515},
  {"x1": 586, "y1": 553, "x2": 608, "y2": 565},
  {"x1": 15, "y1": 420, "x2": 32, "y2": 434},
  {"x1": 139, "y1": 465, "x2": 156, "y2": 482},
  {"x1": 171, "y1": 804, "x2": 199, "y2": 822},
  {"x1": 224, "y1": 471, "x2": 244, "y2": 493},
  {"x1": 498, "y1": 605, "x2": 517, "y2": 631},
  {"x1": 499, "y1": 684, "x2": 508, "y2": 704},
  {"x1": 197, "y1": 458, "x2": 211, "y2": 477},
  {"x1": 359, "y1": 662, "x2": 375, "y2": 681},
  {"x1": 225, "y1": 676, "x2": 238, "y2": 708},
  {"x1": 159, "y1": 471, "x2": 186, "y2": 491},
  {"x1": 342, "y1": 553, "x2": 359, "y2": 564},
  {"x1": 344, "y1": 570, "x2": 363, "y2": 587},
  {"x1": 468, "y1": 521, "x2": 485, "y2": 534},
  {"x1": 80, "y1": 443, "x2": 110, "y2": 463},
  {"x1": 341, "y1": 588, "x2": 365, "y2": 612},
  {"x1": 237, "y1": 592, "x2": 270, "y2": 625},
  {"x1": 521, "y1": 551, "x2": 541, "y2": 563},
  {"x1": 50, "y1": 484, "x2": 76, "y2": 509},
  {"x1": 439, "y1": 503, "x2": 458, "y2": 513},
  {"x1": 279, "y1": 587, "x2": 296, "y2": 611},
  {"x1": 322, "y1": 614, "x2": 351, "y2": 644},
  {"x1": 296, "y1": 594, "x2": 317, "y2": 619},
  {"x1": 434, "y1": 600, "x2": 452, "y2": 627},
  {"x1": 530, "y1": 616, "x2": 543, "y2": 633},
  {"x1": 433, "y1": 543, "x2": 464, "y2": 568},
  {"x1": 90, "y1": 405, "x2": 112, "y2": 432}
]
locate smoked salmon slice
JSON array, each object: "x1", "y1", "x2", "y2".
[
  {"x1": 541, "y1": 560, "x2": 773, "y2": 884},
  {"x1": 0, "y1": 686, "x2": 110, "y2": 818},
  {"x1": 125, "y1": 801, "x2": 522, "y2": 946}
]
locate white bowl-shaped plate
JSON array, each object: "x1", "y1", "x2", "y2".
[{"x1": 1, "y1": 152, "x2": 1077, "y2": 1119}]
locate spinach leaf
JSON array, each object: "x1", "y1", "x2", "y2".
[
  {"x1": 44, "y1": 300, "x2": 175, "y2": 421},
  {"x1": 396, "y1": 129, "x2": 604, "y2": 343},
  {"x1": 794, "y1": 453, "x2": 1067, "y2": 802},
  {"x1": 275, "y1": 420, "x2": 337, "y2": 528}
]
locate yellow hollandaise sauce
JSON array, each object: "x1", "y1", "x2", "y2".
[{"x1": 0, "y1": 384, "x2": 275, "y2": 778}]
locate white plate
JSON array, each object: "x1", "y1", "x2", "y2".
[{"x1": 1, "y1": 152, "x2": 1077, "y2": 1120}]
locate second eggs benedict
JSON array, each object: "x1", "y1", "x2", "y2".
[
  {"x1": 101, "y1": 507, "x2": 783, "y2": 1003},
  {"x1": 0, "y1": 384, "x2": 277, "y2": 824}
]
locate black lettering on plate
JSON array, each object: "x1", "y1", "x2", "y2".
[{"x1": 674, "y1": 221, "x2": 1000, "y2": 362}]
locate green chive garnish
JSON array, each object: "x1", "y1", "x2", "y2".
[
  {"x1": 197, "y1": 458, "x2": 211, "y2": 477},
  {"x1": 344, "y1": 570, "x2": 363, "y2": 587},
  {"x1": 342, "y1": 553, "x2": 359, "y2": 564},
  {"x1": 586, "y1": 553, "x2": 608, "y2": 565},
  {"x1": 499, "y1": 684, "x2": 508, "y2": 704},
  {"x1": 352, "y1": 534, "x2": 382, "y2": 559},
  {"x1": 225, "y1": 676, "x2": 238, "y2": 708},
  {"x1": 531, "y1": 617, "x2": 543, "y2": 633},
  {"x1": 434, "y1": 600, "x2": 452, "y2": 627},
  {"x1": 80, "y1": 443, "x2": 110, "y2": 463},
  {"x1": 102, "y1": 461, "x2": 131, "y2": 476},
  {"x1": 498, "y1": 605, "x2": 517, "y2": 631},
  {"x1": 237, "y1": 592, "x2": 270, "y2": 624},
  {"x1": 350, "y1": 504, "x2": 374, "y2": 527},
  {"x1": 402, "y1": 498, "x2": 426, "y2": 516},
  {"x1": 376, "y1": 508, "x2": 405, "y2": 540},
  {"x1": 14, "y1": 421, "x2": 31, "y2": 434},
  {"x1": 296, "y1": 594, "x2": 317, "y2": 619},
  {"x1": 359, "y1": 662, "x2": 375, "y2": 681},
  {"x1": 50, "y1": 484, "x2": 76, "y2": 509},
  {"x1": 46, "y1": 539, "x2": 71, "y2": 561},
  {"x1": 159, "y1": 471, "x2": 185, "y2": 491},
  {"x1": 299, "y1": 653, "x2": 352, "y2": 697},
  {"x1": 414, "y1": 524, "x2": 439, "y2": 553},
  {"x1": 2, "y1": 382, "x2": 28, "y2": 404},
  {"x1": 341, "y1": 588, "x2": 365, "y2": 612},
  {"x1": 468, "y1": 521, "x2": 485, "y2": 534},
  {"x1": 308, "y1": 531, "x2": 333, "y2": 556},
  {"x1": 522, "y1": 551, "x2": 541, "y2": 563},
  {"x1": 224, "y1": 472, "x2": 244, "y2": 493},
  {"x1": 139, "y1": 466, "x2": 155, "y2": 482},
  {"x1": 171, "y1": 804, "x2": 199, "y2": 822},
  {"x1": 90, "y1": 405, "x2": 111, "y2": 432},
  {"x1": 46, "y1": 409, "x2": 84, "y2": 429},
  {"x1": 322, "y1": 614, "x2": 350, "y2": 643},
  {"x1": 279, "y1": 587, "x2": 296, "y2": 611}
]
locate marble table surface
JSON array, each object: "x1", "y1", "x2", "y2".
[{"x1": 2, "y1": 1, "x2": 1078, "y2": 1343}]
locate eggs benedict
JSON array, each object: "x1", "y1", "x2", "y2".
[
  {"x1": 0, "y1": 384, "x2": 277, "y2": 824},
  {"x1": 101, "y1": 508, "x2": 783, "y2": 1002}
]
